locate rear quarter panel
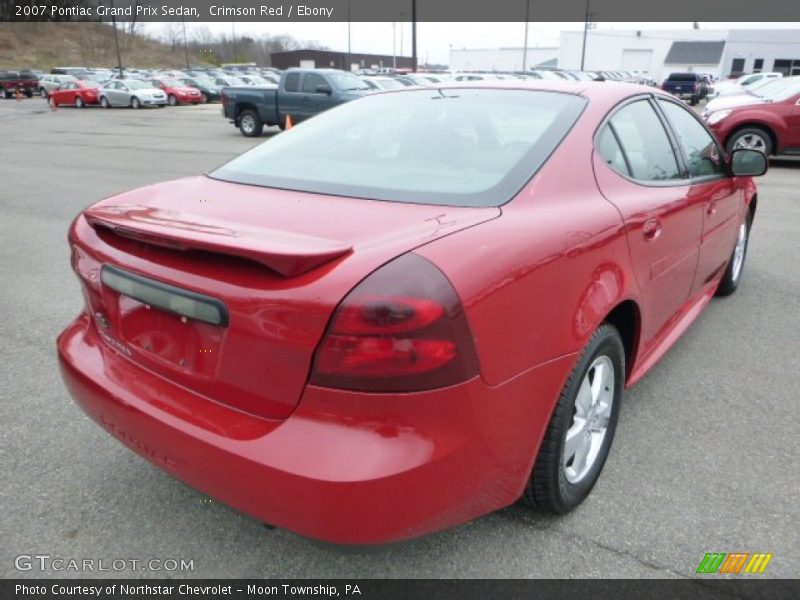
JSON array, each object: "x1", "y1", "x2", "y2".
[{"x1": 415, "y1": 97, "x2": 640, "y2": 387}]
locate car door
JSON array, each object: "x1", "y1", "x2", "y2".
[
  {"x1": 298, "y1": 72, "x2": 337, "y2": 121},
  {"x1": 115, "y1": 82, "x2": 130, "y2": 106},
  {"x1": 787, "y1": 93, "x2": 800, "y2": 149},
  {"x1": 593, "y1": 97, "x2": 704, "y2": 350},
  {"x1": 277, "y1": 71, "x2": 303, "y2": 121},
  {"x1": 656, "y1": 98, "x2": 742, "y2": 293}
]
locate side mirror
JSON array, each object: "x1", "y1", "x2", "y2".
[
  {"x1": 316, "y1": 84, "x2": 332, "y2": 95},
  {"x1": 730, "y1": 148, "x2": 768, "y2": 177}
]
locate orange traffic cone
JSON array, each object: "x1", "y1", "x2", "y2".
[{"x1": 284, "y1": 114, "x2": 293, "y2": 130}]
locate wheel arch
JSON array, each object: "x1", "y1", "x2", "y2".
[
  {"x1": 602, "y1": 300, "x2": 642, "y2": 382},
  {"x1": 725, "y1": 122, "x2": 779, "y2": 155},
  {"x1": 234, "y1": 102, "x2": 258, "y2": 122}
]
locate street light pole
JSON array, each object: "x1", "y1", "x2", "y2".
[
  {"x1": 347, "y1": 0, "x2": 351, "y2": 70},
  {"x1": 522, "y1": 0, "x2": 531, "y2": 71},
  {"x1": 393, "y1": 22, "x2": 397, "y2": 69},
  {"x1": 580, "y1": 0, "x2": 590, "y2": 71},
  {"x1": 411, "y1": 0, "x2": 417, "y2": 72}
]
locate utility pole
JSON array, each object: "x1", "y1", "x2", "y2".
[
  {"x1": 110, "y1": 0, "x2": 123, "y2": 78},
  {"x1": 347, "y1": 0, "x2": 351, "y2": 70},
  {"x1": 580, "y1": 0, "x2": 590, "y2": 71},
  {"x1": 182, "y1": 17, "x2": 190, "y2": 69},
  {"x1": 231, "y1": 20, "x2": 236, "y2": 61},
  {"x1": 411, "y1": 0, "x2": 417, "y2": 72},
  {"x1": 393, "y1": 22, "x2": 397, "y2": 68},
  {"x1": 522, "y1": 0, "x2": 531, "y2": 71}
]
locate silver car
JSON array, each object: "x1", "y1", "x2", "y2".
[
  {"x1": 99, "y1": 79, "x2": 167, "y2": 108},
  {"x1": 38, "y1": 74, "x2": 77, "y2": 98}
]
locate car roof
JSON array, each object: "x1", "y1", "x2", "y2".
[{"x1": 428, "y1": 79, "x2": 669, "y2": 102}]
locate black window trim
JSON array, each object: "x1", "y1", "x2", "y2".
[
  {"x1": 593, "y1": 93, "x2": 688, "y2": 188},
  {"x1": 653, "y1": 95, "x2": 729, "y2": 185}
]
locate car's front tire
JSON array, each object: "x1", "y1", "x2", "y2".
[
  {"x1": 75, "y1": 96, "x2": 84, "y2": 108},
  {"x1": 100, "y1": 96, "x2": 110, "y2": 108},
  {"x1": 715, "y1": 211, "x2": 752, "y2": 297},
  {"x1": 168, "y1": 94, "x2": 178, "y2": 106},
  {"x1": 522, "y1": 323, "x2": 624, "y2": 514},
  {"x1": 131, "y1": 96, "x2": 141, "y2": 109},
  {"x1": 726, "y1": 127, "x2": 772, "y2": 156},
  {"x1": 39, "y1": 88, "x2": 47, "y2": 99}
]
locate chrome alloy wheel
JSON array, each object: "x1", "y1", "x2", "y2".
[
  {"x1": 733, "y1": 132, "x2": 767, "y2": 153},
  {"x1": 731, "y1": 221, "x2": 748, "y2": 283},
  {"x1": 240, "y1": 114, "x2": 256, "y2": 135},
  {"x1": 564, "y1": 355, "x2": 615, "y2": 484}
]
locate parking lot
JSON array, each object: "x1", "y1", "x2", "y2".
[{"x1": 1, "y1": 96, "x2": 798, "y2": 579}]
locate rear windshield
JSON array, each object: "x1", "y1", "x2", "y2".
[
  {"x1": 211, "y1": 88, "x2": 586, "y2": 207},
  {"x1": 667, "y1": 73, "x2": 700, "y2": 82}
]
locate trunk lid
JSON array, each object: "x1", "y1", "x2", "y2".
[{"x1": 71, "y1": 176, "x2": 498, "y2": 420}]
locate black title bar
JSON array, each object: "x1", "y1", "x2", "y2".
[{"x1": 3, "y1": 0, "x2": 800, "y2": 22}]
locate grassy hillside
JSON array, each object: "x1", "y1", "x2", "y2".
[{"x1": 0, "y1": 22, "x2": 210, "y2": 70}]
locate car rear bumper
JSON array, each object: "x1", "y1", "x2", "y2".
[{"x1": 58, "y1": 312, "x2": 573, "y2": 544}]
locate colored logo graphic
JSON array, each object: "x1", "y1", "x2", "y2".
[{"x1": 696, "y1": 552, "x2": 773, "y2": 574}]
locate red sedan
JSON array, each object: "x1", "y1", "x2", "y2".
[
  {"x1": 49, "y1": 80, "x2": 99, "y2": 108},
  {"x1": 149, "y1": 78, "x2": 203, "y2": 106},
  {"x1": 704, "y1": 78, "x2": 800, "y2": 155},
  {"x1": 58, "y1": 82, "x2": 767, "y2": 544}
]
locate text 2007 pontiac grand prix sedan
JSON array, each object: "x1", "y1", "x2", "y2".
[{"x1": 58, "y1": 82, "x2": 767, "y2": 544}]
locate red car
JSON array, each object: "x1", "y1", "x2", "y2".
[
  {"x1": 49, "y1": 80, "x2": 100, "y2": 108},
  {"x1": 704, "y1": 78, "x2": 800, "y2": 155},
  {"x1": 58, "y1": 82, "x2": 766, "y2": 544},
  {"x1": 149, "y1": 78, "x2": 203, "y2": 106}
]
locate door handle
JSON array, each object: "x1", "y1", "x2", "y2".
[
  {"x1": 707, "y1": 200, "x2": 718, "y2": 216},
  {"x1": 643, "y1": 218, "x2": 662, "y2": 241}
]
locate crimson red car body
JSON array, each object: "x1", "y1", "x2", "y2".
[
  {"x1": 58, "y1": 81, "x2": 760, "y2": 544},
  {"x1": 150, "y1": 78, "x2": 203, "y2": 105},
  {"x1": 49, "y1": 80, "x2": 99, "y2": 107},
  {"x1": 706, "y1": 89, "x2": 800, "y2": 154}
]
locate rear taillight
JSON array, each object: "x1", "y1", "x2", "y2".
[{"x1": 310, "y1": 253, "x2": 479, "y2": 392}]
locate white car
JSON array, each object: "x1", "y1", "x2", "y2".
[
  {"x1": 703, "y1": 76, "x2": 800, "y2": 116},
  {"x1": 709, "y1": 72, "x2": 782, "y2": 98},
  {"x1": 99, "y1": 79, "x2": 167, "y2": 108}
]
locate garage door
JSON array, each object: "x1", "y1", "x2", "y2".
[{"x1": 621, "y1": 49, "x2": 653, "y2": 72}]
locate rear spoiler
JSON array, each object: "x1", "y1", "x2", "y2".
[{"x1": 85, "y1": 204, "x2": 352, "y2": 278}]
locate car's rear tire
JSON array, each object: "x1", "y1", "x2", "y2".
[
  {"x1": 726, "y1": 127, "x2": 772, "y2": 156},
  {"x1": 689, "y1": 95, "x2": 699, "y2": 106},
  {"x1": 131, "y1": 96, "x2": 141, "y2": 109},
  {"x1": 715, "y1": 211, "x2": 752, "y2": 297},
  {"x1": 238, "y1": 109, "x2": 263, "y2": 137},
  {"x1": 75, "y1": 96, "x2": 84, "y2": 108},
  {"x1": 521, "y1": 323, "x2": 624, "y2": 514},
  {"x1": 200, "y1": 93, "x2": 208, "y2": 104},
  {"x1": 100, "y1": 96, "x2": 110, "y2": 108},
  {"x1": 40, "y1": 88, "x2": 47, "y2": 99}
]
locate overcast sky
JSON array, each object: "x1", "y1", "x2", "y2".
[{"x1": 146, "y1": 22, "x2": 800, "y2": 65}]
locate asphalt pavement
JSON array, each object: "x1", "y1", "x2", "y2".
[{"x1": 1, "y1": 96, "x2": 798, "y2": 579}]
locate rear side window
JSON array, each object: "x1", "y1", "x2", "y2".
[
  {"x1": 603, "y1": 100, "x2": 681, "y2": 182},
  {"x1": 596, "y1": 127, "x2": 630, "y2": 175},
  {"x1": 658, "y1": 100, "x2": 725, "y2": 178},
  {"x1": 284, "y1": 72, "x2": 300, "y2": 92},
  {"x1": 302, "y1": 73, "x2": 327, "y2": 93}
]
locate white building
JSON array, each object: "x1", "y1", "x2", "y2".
[
  {"x1": 449, "y1": 47, "x2": 559, "y2": 72},
  {"x1": 557, "y1": 28, "x2": 800, "y2": 82}
]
